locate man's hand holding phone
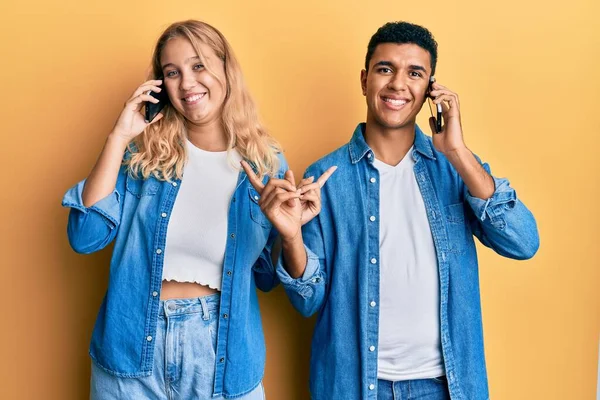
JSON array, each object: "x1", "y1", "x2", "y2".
[{"x1": 427, "y1": 80, "x2": 467, "y2": 156}]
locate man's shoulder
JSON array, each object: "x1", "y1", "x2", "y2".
[{"x1": 305, "y1": 144, "x2": 349, "y2": 175}]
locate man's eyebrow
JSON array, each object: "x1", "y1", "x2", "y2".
[
  {"x1": 408, "y1": 64, "x2": 427, "y2": 72},
  {"x1": 373, "y1": 61, "x2": 394, "y2": 68}
]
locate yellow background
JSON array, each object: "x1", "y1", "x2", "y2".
[{"x1": 1, "y1": 0, "x2": 598, "y2": 399}]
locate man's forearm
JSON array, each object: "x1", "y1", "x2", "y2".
[
  {"x1": 281, "y1": 233, "x2": 307, "y2": 279},
  {"x1": 445, "y1": 146, "x2": 495, "y2": 199}
]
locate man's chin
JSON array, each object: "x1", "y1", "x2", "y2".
[{"x1": 374, "y1": 116, "x2": 415, "y2": 131}]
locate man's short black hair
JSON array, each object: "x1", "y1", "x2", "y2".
[{"x1": 365, "y1": 22, "x2": 438, "y2": 76}]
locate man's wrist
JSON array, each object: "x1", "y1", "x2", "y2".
[
  {"x1": 443, "y1": 145, "x2": 470, "y2": 167},
  {"x1": 281, "y1": 231, "x2": 307, "y2": 279},
  {"x1": 281, "y1": 229, "x2": 303, "y2": 248}
]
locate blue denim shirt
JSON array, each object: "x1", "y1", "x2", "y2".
[
  {"x1": 277, "y1": 123, "x2": 539, "y2": 400},
  {"x1": 62, "y1": 152, "x2": 299, "y2": 399}
]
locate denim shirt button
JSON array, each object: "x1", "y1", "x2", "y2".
[
  {"x1": 146, "y1": 336, "x2": 152, "y2": 342},
  {"x1": 370, "y1": 177, "x2": 376, "y2": 183},
  {"x1": 369, "y1": 345, "x2": 375, "y2": 352},
  {"x1": 220, "y1": 357, "x2": 224, "y2": 363},
  {"x1": 161, "y1": 212, "x2": 167, "y2": 218},
  {"x1": 369, "y1": 384, "x2": 375, "y2": 390},
  {"x1": 369, "y1": 216, "x2": 376, "y2": 222},
  {"x1": 156, "y1": 249, "x2": 162, "y2": 255},
  {"x1": 152, "y1": 291, "x2": 158, "y2": 297},
  {"x1": 370, "y1": 301, "x2": 376, "y2": 307},
  {"x1": 370, "y1": 258, "x2": 377, "y2": 264},
  {"x1": 172, "y1": 182, "x2": 177, "y2": 187},
  {"x1": 223, "y1": 314, "x2": 228, "y2": 319}
]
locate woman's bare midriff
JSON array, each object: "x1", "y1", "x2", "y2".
[{"x1": 160, "y1": 280, "x2": 219, "y2": 300}]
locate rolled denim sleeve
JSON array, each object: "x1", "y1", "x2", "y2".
[
  {"x1": 465, "y1": 160, "x2": 539, "y2": 260},
  {"x1": 276, "y1": 163, "x2": 327, "y2": 316},
  {"x1": 466, "y1": 176, "x2": 516, "y2": 224},
  {"x1": 61, "y1": 179, "x2": 122, "y2": 254},
  {"x1": 276, "y1": 244, "x2": 324, "y2": 317}
]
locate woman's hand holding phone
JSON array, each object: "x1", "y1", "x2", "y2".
[
  {"x1": 82, "y1": 80, "x2": 164, "y2": 207},
  {"x1": 110, "y1": 79, "x2": 164, "y2": 142}
]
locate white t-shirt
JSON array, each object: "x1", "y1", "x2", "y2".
[
  {"x1": 374, "y1": 147, "x2": 445, "y2": 381},
  {"x1": 162, "y1": 140, "x2": 242, "y2": 290}
]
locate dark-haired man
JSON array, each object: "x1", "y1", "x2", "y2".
[{"x1": 277, "y1": 21, "x2": 539, "y2": 399}]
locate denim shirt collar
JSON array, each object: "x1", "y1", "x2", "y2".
[{"x1": 348, "y1": 122, "x2": 436, "y2": 164}]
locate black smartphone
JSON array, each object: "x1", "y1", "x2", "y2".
[
  {"x1": 145, "y1": 81, "x2": 169, "y2": 123},
  {"x1": 428, "y1": 77, "x2": 443, "y2": 133}
]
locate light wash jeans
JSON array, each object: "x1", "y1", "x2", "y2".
[
  {"x1": 91, "y1": 294, "x2": 265, "y2": 399},
  {"x1": 377, "y1": 377, "x2": 450, "y2": 400}
]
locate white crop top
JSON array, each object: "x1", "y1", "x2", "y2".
[{"x1": 162, "y1": 140, "x2": 242, "y2": 290}]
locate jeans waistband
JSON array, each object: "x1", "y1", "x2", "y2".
[{"x1": 158, "y1": 293, "x2": 220, "y2": 320}]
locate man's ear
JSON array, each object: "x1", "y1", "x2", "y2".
[
  {"x1": 360, "y1": 69, "x2": 367, "y2": 96},
  {"x1": 427, "y1": 75, "x2": 435, "y2": 97}
]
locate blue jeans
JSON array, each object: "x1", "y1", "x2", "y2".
[
  {"x1": 377, "y1": 377, "x2": 450, "y2": 400},
  {"x1": 91, "y1": 294, "x2": 265, "y2": 399}
]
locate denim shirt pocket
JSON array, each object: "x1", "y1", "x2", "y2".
[
  {"x1": 445, "y1": 203, "x2": 468, "y2": 254},
  {"x1": 248, "y1": 187, "x2": 272, "y2": 229},
  {"x1": 125, "y1": 175, "x2": 160, "y2": 198}
]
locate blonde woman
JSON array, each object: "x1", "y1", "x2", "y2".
[{"x1": 62, "y1": 20, "x2": 334, "y2": 399}]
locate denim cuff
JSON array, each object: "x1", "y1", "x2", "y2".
[
  {"x1": 466, "y1": 177, "x2": 517, "y2": 227},
  {"x1": 276, "y1": 245, "x2": 322, "y2": 299},
  {"x1": 62, "y1": 180, "x2": 121, "y2": 229}
]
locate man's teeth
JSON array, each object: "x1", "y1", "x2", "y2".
[
  {"x1": 384, "y1": 98, "x2": 407, "y2": 106},
  {"x1": 184, "y1": 94, "x2": 204, "y2": 102}
]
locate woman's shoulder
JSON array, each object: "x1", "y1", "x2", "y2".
[{"x1": 273, "y1": 150, "x2": 289, "y2": 178}]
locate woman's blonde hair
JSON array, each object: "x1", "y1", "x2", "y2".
[{"x1": 126, "y1": 20, "x2": 281, "y2": 180}]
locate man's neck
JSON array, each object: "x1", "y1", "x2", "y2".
[{"x1": 364, "y1": 118, "x2": 416, "y2": 166}]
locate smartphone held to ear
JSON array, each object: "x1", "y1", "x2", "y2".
[
  {"x1": 145, "y1": 82, "x2": 169, "y2": 123},
  {"x1": 428, "y1": 77, "x2": 443, "y2": 134}
]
